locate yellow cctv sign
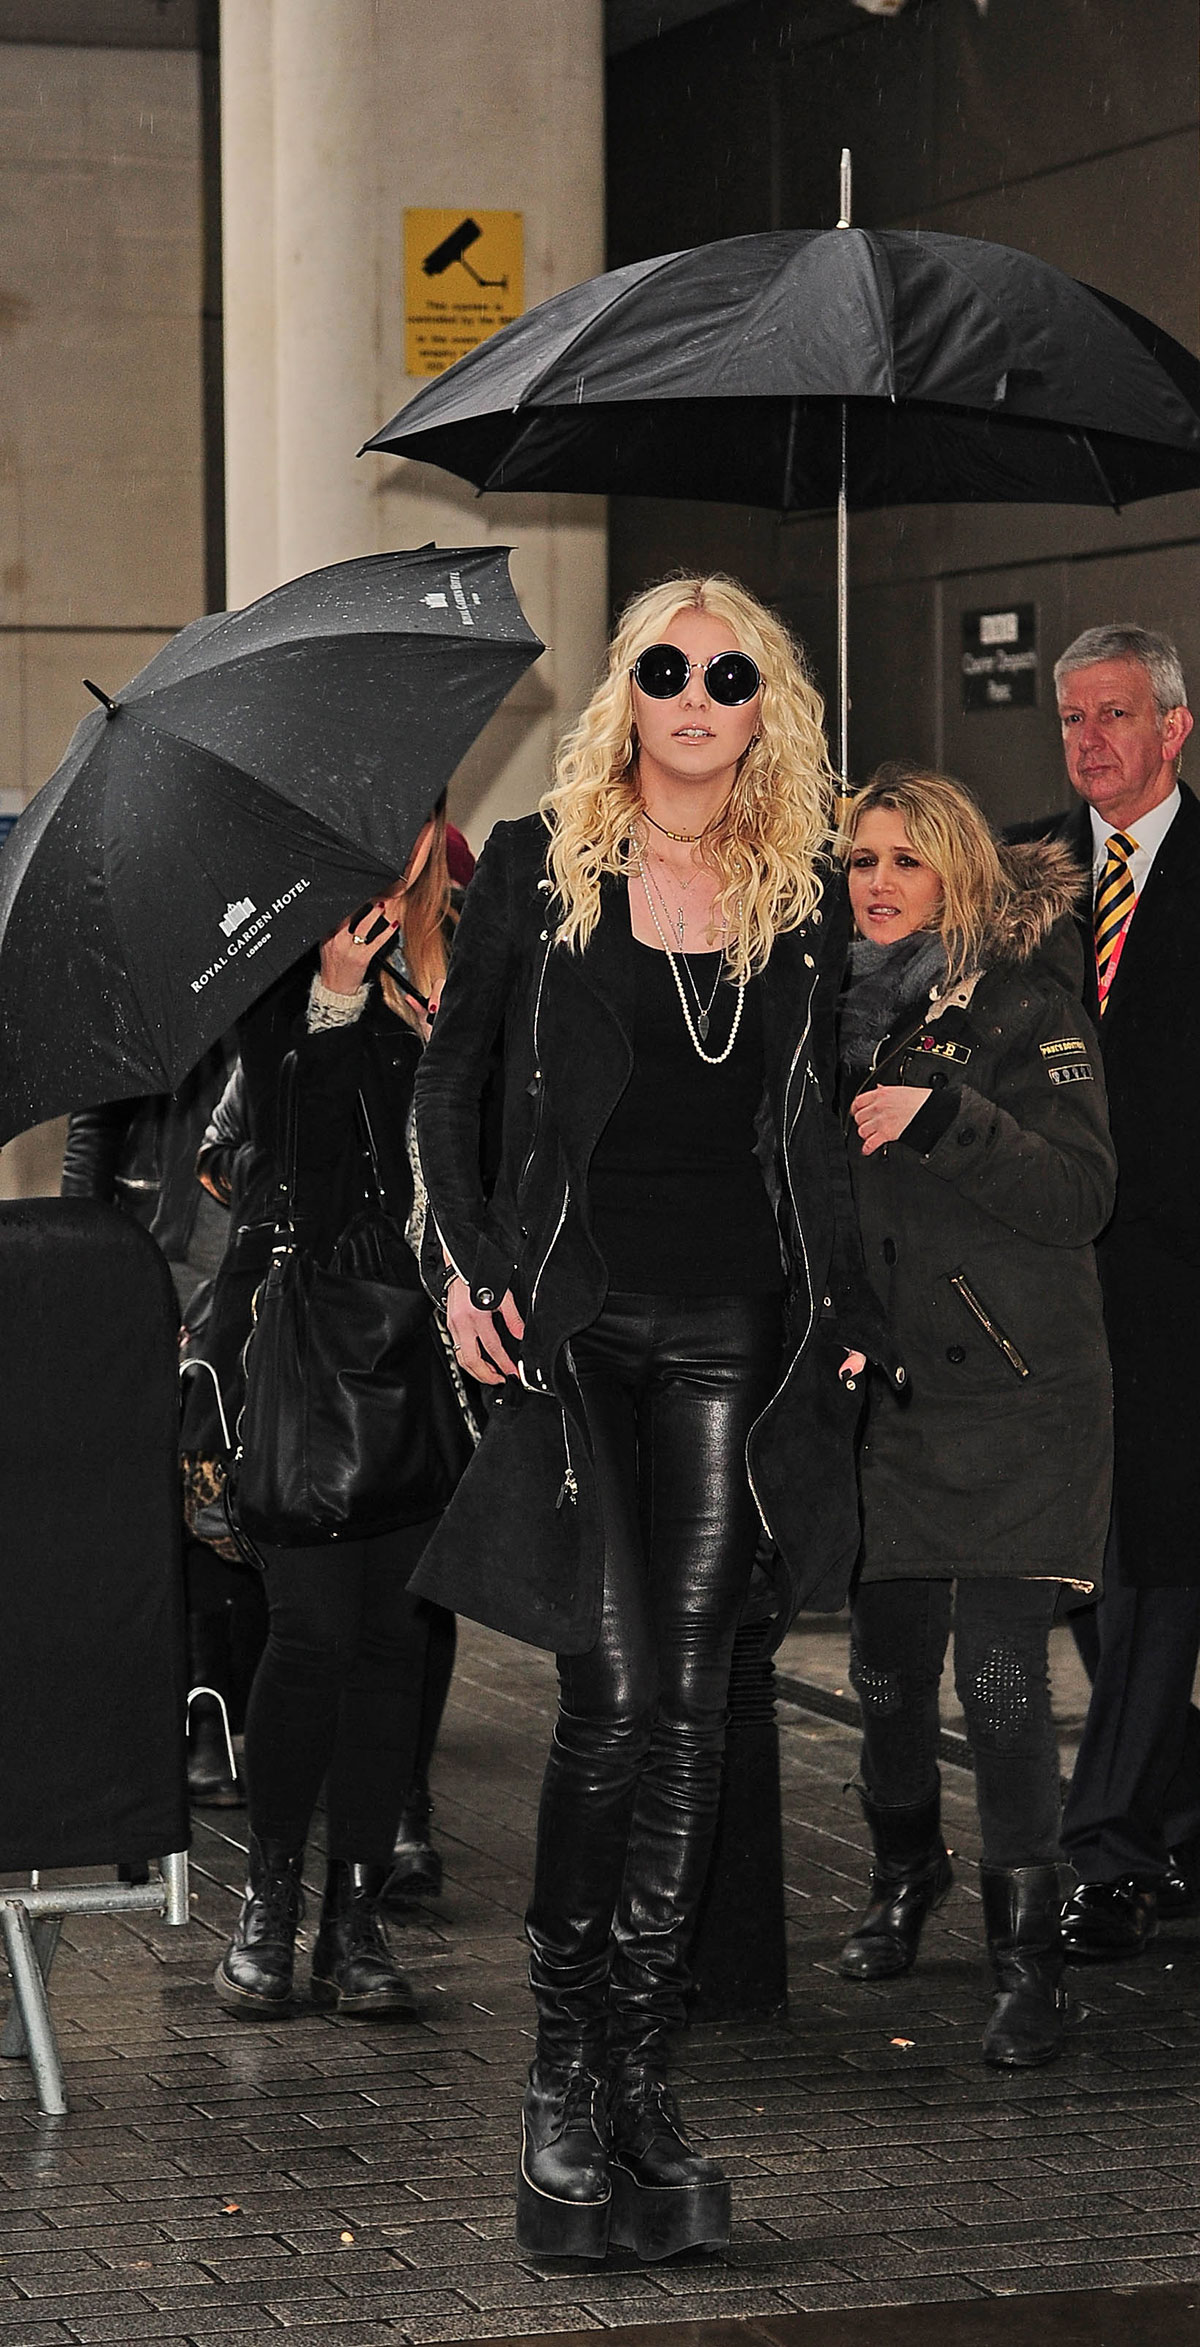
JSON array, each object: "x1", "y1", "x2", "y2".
[{"x1": 404, "y1": 209, "x2": 524, "y2": 379}]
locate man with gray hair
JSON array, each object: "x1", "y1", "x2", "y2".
[{"x1": 1027, "y1": 623, "x2": 1198, "y2": 1960}]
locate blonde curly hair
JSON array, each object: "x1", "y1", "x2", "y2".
[{"x1": 540, "y1": 573, "x2": 834, "y2": 985}]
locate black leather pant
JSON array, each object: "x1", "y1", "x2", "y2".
[{"x1": 525, "y1": 1292, "x2": 782, "y2": 2067}]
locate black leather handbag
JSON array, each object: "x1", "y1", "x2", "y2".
[{"x1": 230, "y1": 1053, "x2": 470, "y2": 1550}]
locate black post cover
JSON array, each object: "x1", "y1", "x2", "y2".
[
  {"x1": 0, "y1": 1201, "x2": 188, "y2": 1874},
  {"x1": 691, "y1": 1612, "x2": 788, "y2": 2025}
]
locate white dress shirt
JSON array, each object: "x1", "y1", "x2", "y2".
[{"x1": 1089, "y1": 785, "x2": 1181, "y2": 901}]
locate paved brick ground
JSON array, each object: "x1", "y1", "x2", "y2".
[{"x1": 3, "y1": 1618, "x2": 1200, "y2": 2344}]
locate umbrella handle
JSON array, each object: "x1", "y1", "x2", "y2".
[
  {"x1": 837, "y1": 403, "x2": 849, "y2": 790},
  {"x1": 835, "y1": 147, "x2": 852, "y2": 789}
]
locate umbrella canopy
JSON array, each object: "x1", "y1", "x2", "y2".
[
  {"x1": 0, "y1": 546, "x2": 542, "y2": 1145},
  {"x1": 363, "y1": 228, "x2": 1200, "y2": 509}
]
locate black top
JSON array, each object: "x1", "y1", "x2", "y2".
[{"x1": 586, "y1": 898, "x2": 783, "y2": 1295}]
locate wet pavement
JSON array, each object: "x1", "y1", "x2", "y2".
[{"x1": 3, "y1": 1617, "x2": 1200, "y2": 2344}]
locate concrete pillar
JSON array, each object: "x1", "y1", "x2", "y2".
[
  {"x1": 220, "y1": 5, "x2": 279, "y2": 608},
  {"x1": 221, "y1": 0, "x2": 608, "y2": 840}
]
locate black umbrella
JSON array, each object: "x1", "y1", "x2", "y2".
[
  {"x1": 0, "y1": 545, "x2": 542, "y2": 1145},
  {"x1": 363, "y1": 190, "x2": 1200, "y2": 772}
]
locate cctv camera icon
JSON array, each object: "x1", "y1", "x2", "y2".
[{"x1": 422, "y1": 218, "x2": 507, "y2": 291}]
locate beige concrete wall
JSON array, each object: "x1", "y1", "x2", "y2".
[
  {"x1": 221, "y1": 0, "x2": 608, "y2": 852},
  {"x1": 0, "y1": 40, "x2": 206, "y2": 1193}
]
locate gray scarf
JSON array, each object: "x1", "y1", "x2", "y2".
[{"x1": 839, "y1": 929, "x2": 947, "y2": 1077}]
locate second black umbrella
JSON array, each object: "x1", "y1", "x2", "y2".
[{"x1": 0, "y1": 545, "x2": 543, "y2": 1145}]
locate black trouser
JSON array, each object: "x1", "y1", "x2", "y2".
[
  {"x1": 409, "y1": 1602, "x2": 457, "y2": 1796},
  {"x1": 525, "y1": 1291, "x2": 781, "y2": 2065},
  {"x1": 184, "y1": 1538, "x2": 269, "y2": 1733},
  {"x1": 243, "y1": 1520, "x2": 441, "y2": 1864},
  {"x1": 849, "y1": 1576, "x2": 1062, "y2": 1869},
  {"x1": 1063, "y1": 1518, "x2": 1200, "y2": 1882}
]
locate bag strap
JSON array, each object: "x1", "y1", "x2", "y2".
[
  {"x1": 276, "y1": 1049, "x2": 390, "y2": 1226},
  {"x1": 355, "y1": 1088, "x2": 390, "y2": 1217},
  {"x1": 179, "y1": 1354, "x2": 233, "y2": 1453},
  {"x1": 270, "y1": 1050, "x2": 300, "y2": 1250}
]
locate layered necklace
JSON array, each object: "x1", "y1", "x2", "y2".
[{"x1": 633, "y1": 830, "x2": 746, "y2": 1066}]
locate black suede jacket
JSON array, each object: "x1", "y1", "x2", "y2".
[{"x1": 411, "y1": 814, "x2": 900, "y2": 1652}]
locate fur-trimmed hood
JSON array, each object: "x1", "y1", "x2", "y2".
[{"x1": 984, "y1": 837, "x2": 1088, "y2": 967}]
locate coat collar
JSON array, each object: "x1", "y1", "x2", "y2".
[
  {"x1": 535, "y1": 876, "x2": 636, "y2": 1159},
  {"x1": 758, "y1": 923, "x2": 818, "y2": 1110},
  {"x1": 569, "y1": 871, "x2": 640, "y2": 1039},
  {"x1": 1099, "y1": 779, "x2": 1199, "y2": 1025}
]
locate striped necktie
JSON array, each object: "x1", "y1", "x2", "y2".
[{"x1": 1094, "y1": 829, "x2": 1139, "y2": 1001}]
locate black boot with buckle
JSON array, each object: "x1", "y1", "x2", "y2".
[
  {"x1": 838, "y1": 1788, "x2": 954, "y2": 1980},
  {"x1": 309, "y1": 1861, "x2": 419, "y2": 2018},
  {"x1": 980, "y1": 1863, "x2": 1069, "y2": 2068},
  {"x1": 213, "y1": 1832, "x2": 304, "y2": 2017}
]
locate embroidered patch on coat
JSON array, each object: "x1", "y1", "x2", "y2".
[
  {"x1": 918, "y1": 1037, "x2": 972, "y2": 1064},
  {"x1": 1040, "y1": 1037, "x2": 1088, "y2": 1060},
  {"x1": 1047, "y1": 1062, "x2": 1094, "y2": 1085}
]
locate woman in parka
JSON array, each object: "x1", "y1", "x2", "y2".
[
  {"x1": 413, "y1": 575, "x2": 894, "y2": 2264},
  {"x1": 837, "y1": 766, "x2": 1116, "y2": 2070}
]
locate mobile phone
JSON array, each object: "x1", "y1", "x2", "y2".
[{"x1": 348, "y1": 904, "x2": 393, "y2": 946}]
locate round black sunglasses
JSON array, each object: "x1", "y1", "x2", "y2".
[{"x1": 631, "y1": 644, "x2": 762, "y2": 707}]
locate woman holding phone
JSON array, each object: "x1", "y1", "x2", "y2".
[{"x1": 201, "y1": 805, "x2": 465, "y2": 2023}]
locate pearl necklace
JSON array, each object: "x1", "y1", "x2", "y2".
[{"x1": 637, "y1": 862, "x2": 746, "y2": 1065}]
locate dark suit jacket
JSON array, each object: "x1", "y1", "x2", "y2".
[{"x1": 1012, "y1": 783, "x2": 1200, "y2": 1586}]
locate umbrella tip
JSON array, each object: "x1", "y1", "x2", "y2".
[{"x1": 83, "y1": 678, "x2": 119, "y2": 717}]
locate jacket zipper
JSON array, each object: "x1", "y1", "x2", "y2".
[
  {"x1": 555, "y1": 1409, "x2": 578, "y2": 1510},
  {"x1": 438, "y1": 922, "x2": 556, "y2": 1290},
  {"x1": 949, "y1": 1271, "x2": 1031, "y2": 1380},
  {"x1": 744, "y1": 974, "x2": 819, "y2": 1540},
  {"x1": 517, "y1": 930, "x2": 555, "y2": 1196},
  {"x1": 529, "y1": 1179, "x2": 570, "y2": 1325},
  {"x1": 431, "y1": 1210, "x2": 466, "y2": 1286}
]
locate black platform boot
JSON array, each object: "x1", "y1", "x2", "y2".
[
  {"x1": 187, "y1": 1608, "x2": 241, "y2": 1808},
  {"x1": 838, "y1": 1789, "x2": 954, "y2": 1980},
  {"x1": 607, "y1": 2057, "x2": 731, "y2": 2261},
  {"x1": 309, "y1": 1861, "x2": 419, "y2": 2018},
  {"x1": 386, "y1": 1785, "x2": 443, "y2": 1903},
  {"x1": 213, "y1": 1833, "x2": 304, "y2": 2017},
  {"x1": 980, "y1": 1864, "x2": 1069, "y2": 2068},
  {"x1": 517, "y1": 2048, "x2": 611, "y2": 2261},
  {"x1": 516, "y1": 1718, "x2": 638, "y2": 2262},
  {"x1": 604, "y1": 1742, "x2": 733, "y2": 2261}
]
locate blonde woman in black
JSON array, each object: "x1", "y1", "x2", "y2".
[{"x1": 414, "y1": 576, "x2": 892, "y2": 2261}]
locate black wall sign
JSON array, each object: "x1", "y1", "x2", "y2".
[{"x1": 962, "y1": 604, "x2": 1038, "y2": 713}]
